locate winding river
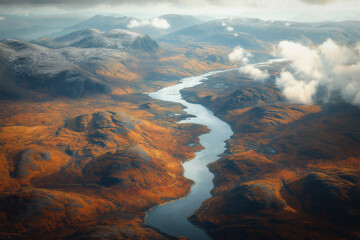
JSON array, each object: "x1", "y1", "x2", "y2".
[{"x1": 145, "y1": 59, "x2": 288, "y2": 240}]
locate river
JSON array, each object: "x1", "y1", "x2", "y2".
[{"x1": 145, "y1": 59, "x2": 288, "y2": 240}]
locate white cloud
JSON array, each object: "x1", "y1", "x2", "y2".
[
  {"x1": 228, "y1": 46, "x2": 252, "y2": 63},
  {"x1": 240, "y1": 64, "x2": 269, "y2": 81},
  {"x1": 275, "y1": 39, "x2": 360, "y2": 106},
  {"x1": 225, "y1": 26, "x2": 234, "y2": 32},
  {"x1": 276, "y1": 71, "x2": 318, "y2": 104},
  {"x1": 127, "y1": 17, "x2": 170, "y2": 29},
  {"x1": 0, "y1": 16, "x2": 4, "y2": 20},
  {"x1": 229, "y1": 46, "x2": 269, "y2": 81},
  {"x1": 276, "y1": 41, "x2": 323, "y2": 79},
  {"x1": 319, "y1": 38, "x2": 355, "y2": 66}
]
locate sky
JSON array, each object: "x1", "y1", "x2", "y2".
[{"x1": 0, "y1": 0, "x2": 360, "y2": 21}]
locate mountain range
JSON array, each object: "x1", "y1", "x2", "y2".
[{"x1": 0, "y1": 13, "x2": 359, "y2": 240}]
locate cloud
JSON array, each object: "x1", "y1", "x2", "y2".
[
  {"x1": 127, "y1": 17, "x2": 170, "y2": 29},
  {"x1": 240, "y1": 64, "x2": 269, "y2": 81},
  {"x1": 275, "y1": 39, "x2": 360, "y2": 106},
  {"x1": 228, "y1": 46, "x2": 252, "y2": 63},
  {"x1": 229, "y1": 46, "x2": 269, "y2": 81},
  {"x1": 276, "y1": 71, "x2": 318, "y2": 104},
  {"x1": 225, "y1": 26, "x2": 234, "y2": 32},
  {"x1": 276, "y1": 41, "x2": 323, "y2": 79},
  {"x1": 300, "y1": 0, "x2": 337, "y2": 5},
  {"x1": 0, "y1": 16, "x2": 4, "y2": 20}
]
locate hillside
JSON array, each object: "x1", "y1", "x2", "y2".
[
  {"x1": 181, "y1": 64, "x2": 360, "y2": 240},
  {"x1": 0, "y1": 28, "x2": 233, "y2": 100},
  {"x1": 0, "y1": 24, "x2": 235, "y2": 239}
]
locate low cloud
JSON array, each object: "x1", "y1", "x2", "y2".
[
  {"x1": 225, "y1": 26, "x2": 234, "y2": 32},
  {"x1": 127, "y1": 17, "x2": 170, "y2": 29},
  {"x1": 277, "y1": 41, "x2": 323, "y2": 79},
  {"x1": 275, "y1": 39, "x2": 360, "y2": 106},
  {"x1": 0, "y1": 16, "x2": 5, "y2": 20},
  {"x1": 241, "y1": 64, "x2": 269, "y2": 81},
  {"x1": 228, "y1": 46, "x2": 252, "y2": 63},
  {"x1": 276, "y1": 71, "x2": 318, "y2": 104},
  {"x1": 229, "y1": 46, "x2": 269, "y2": 81}
]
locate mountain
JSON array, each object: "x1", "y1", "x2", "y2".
[
  {"x1": 0, "y1": 26, "x2": 233, "y2": 100},
  {"x1": 35, "y1": 28, "x2": 159, "y2": 52},
  {"x1": 58, "y1": 14, "x2": 203, "y2": 38},
  {"x1": 62, "y1": 15, "x2": 131, "y2": 33},
  {"x1": 0, "y1": 39, "x2": 111, "y2": 98},
  {"x1": 0, "y1": 28, "x2": 160, "y2": 98},
  {"x1": 0, "y1": 14, "x2": 86, "y2": 40},
  {"x1": 161, "y1": 18, "x2": 360, "y2": 48}
]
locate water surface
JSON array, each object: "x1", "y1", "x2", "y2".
[{"x1": 146, "y1": 69, "x2": 233, "y2": 240}]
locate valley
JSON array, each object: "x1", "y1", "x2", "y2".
[{"x1": 0, "y1": 8, "x2": 359, "y2": 240}]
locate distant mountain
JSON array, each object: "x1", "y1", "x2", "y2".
[
  {"x1": 0, "y1": 39, "x2": 111, "y2": 98},
  {"x1": 161, "y1": 18, "x2": 360, "y2": 48},
  {"x1": 62, "y1": 15, "x2": 131, "y2": 34},
  {"x1": 0, "y1": 14, "x2": 86, "y2": 40},
  {"x1": 58, "y1": 14, "x2": 203, "y2": 38},
  {"x1": 35, "y1": 28, "x2": 159, "y2": 53},
  {"x1": 0, "y1": 28, "x2": 160, "y2": 98}
]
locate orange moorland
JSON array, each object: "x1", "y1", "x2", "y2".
[
  {"x1": 181, "y1": 67, "x2": 360, "y2": 240},
  {"x1": 0, "y1": 43, "x2": 234, "y2": 239}
]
